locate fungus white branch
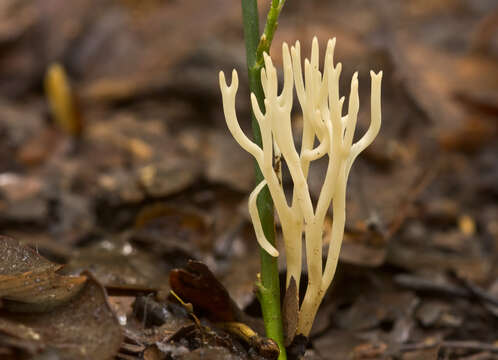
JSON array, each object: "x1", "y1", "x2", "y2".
[{"x1": 219, "y1": 37, "x2": 383, "y2": 336}]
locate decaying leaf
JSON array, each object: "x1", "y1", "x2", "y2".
[
  {"x1": 0, "y1": 236, "x2": 86, "y2": 312},
  {"x1": 169, "y1": 260, "x2": 235, "y2": 322},
  {"x1": 282, "y1": 276, "x2": 298, "y2": 347},
  {"x1": 0, "y1": 273, "x2": 123, "y2": 360}
]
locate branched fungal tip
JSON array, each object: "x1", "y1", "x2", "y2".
[{"x1": 219, "y1": 37, "x2": 382, "y2": 336}]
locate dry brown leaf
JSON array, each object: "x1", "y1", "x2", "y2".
[
  {"x1": 0, "y1": 274, "x2": 123, "y2": 360},
  {"x1": 169, "y1": 260, "x2": 236, "y2": 322},
  {"x1": 0, "y1": 236, "x2": 86, "y2": 312},
  {"x1": 282, "y1": 277, "x2": 298, "y2": 347}
]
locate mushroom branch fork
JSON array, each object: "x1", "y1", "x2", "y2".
[{"x1": 219, "y1": 37, "x2": 383, "y2": 336}]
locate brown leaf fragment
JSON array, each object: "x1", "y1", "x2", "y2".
[
  {"x1": 282, "y1": 276, "x2": 298, "y2": 347},
  {"x1": 0, "y1": 270, "x2": 87, "y2": 313},
  {"x1": 0, "y1": 236, "x2": 87, "y2": 312},
  {"x1": 169, "y1": 260, "x2": 236, "y2": 322},
  {"x1": 0, "y1": 273, "x2": 123, "y2": 360}
]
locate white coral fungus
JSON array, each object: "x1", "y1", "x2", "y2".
[{"x1": 219, "y1": 37, "x2": 382, "y2": 336}]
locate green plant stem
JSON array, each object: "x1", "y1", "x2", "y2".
[
  {"x1": 241, "y1": 1, "x2": 287, "y2": 359},
  {"x1": 256, "y1": 0, "x2": 286, "y2": 67}
]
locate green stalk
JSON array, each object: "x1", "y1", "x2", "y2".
[{"x1": 241, "y1": 1, "x2": 287, "y2": 359}]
